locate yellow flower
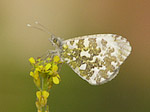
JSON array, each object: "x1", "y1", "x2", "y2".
[
  {"x1": 52, "y1": 64, "x2": 58, "y2": 72},
  {"x1": 53, "y1": 76, "x2": 59, "y2": 84},
  {"x1": 36, "y1": 91, "x2": 49, "y2": 100},
  {"x1": 38, "y1": 65, "x2": 43, "y2": 72},
  {"x1": 29, "y1": 57, "x2": 35, "y2": 64},
  {"x1": 53, "y1": 56, "x2": 60, "y2": 63},
  {"x1": 29, "y1": 55, "x2": 62, "y2": 112},
  {"x1": 42, "y1": 91, "x2": 49, "y2": 100},
  {"x1": 36, "y1": 91, "x2": 49, "y2": 107}
]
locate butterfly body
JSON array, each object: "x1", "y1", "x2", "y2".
[{"x1": 50, "y1": 34, "x2": 131, "y2": 85}]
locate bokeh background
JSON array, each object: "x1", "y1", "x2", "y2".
[{"x1": 0, "y1": 0, "x2": 150, "y2": 112}]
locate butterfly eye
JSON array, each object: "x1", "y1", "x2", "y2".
[{"x1": 53, "y1": 38, "x2": 57, "y2": 43}]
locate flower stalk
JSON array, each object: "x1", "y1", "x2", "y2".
[{"x1": 29, "y1": 56, "x2": 62, "y2": 112}]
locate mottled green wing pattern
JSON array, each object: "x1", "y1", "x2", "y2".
[{"x1": 61, "y1": 34, "x2": 131, "y2": 85}]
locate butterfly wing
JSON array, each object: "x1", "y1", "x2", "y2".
[{"x1": 61, "y1": 34, "x2": 131, "y2": 85}]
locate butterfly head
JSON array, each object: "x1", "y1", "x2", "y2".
[{"x1": 49, "y1": 35, "x2": 63, "y2": 48}]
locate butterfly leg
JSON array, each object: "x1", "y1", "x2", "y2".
[
  {"x1": 46, "y1": 50, "x2": 58, "y2": 57},
  {"x1": 47, "y1": 49, "x2": 64, "y2": 73}
]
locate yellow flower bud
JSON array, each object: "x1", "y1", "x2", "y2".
[
  {"x1": 38, "y1": 110, "x2": 42, "y2": 112},
  {"x1": 37, "y1": 58, "x2": 41, "y2": 62},
  {"x1": 35, "y1": 68, "x2": 40, "y2": 72},
  {"x1": 63, "y1": 44, "x2": 68, "y2": 49},
  {"x1": 48, "y1": 71, "x2": 53, "y2": 75},
  {"x1": 45, "y1": 63, "x2": 51, "y2": 71},
  {"x1": 36, "y1": 91, "x2": 42, "y2": 100},
  {"x1": 30, "y1": 71, "x2": 39, "y2": 79},
  {"x1": 39, "y1": 65, "x2": 43, "y2": 68},
  {"x1": 34, "y1": 78, "x2": 40, "y2": 88},
  {"x1": 29, "y1": 57, "x2": 35, "y2": 64},
  {"x1": 52, "y1": 64, "x2": 58, "y2": 72},
  {"x1": 46, "y1": 57, "x2": 51, "y2": 61},
  {"x1": 36, "y1": 101, "x2": 41, "y2": 110},
  {"x1": 30, "y1": 71, "x2": 34, "y2": 77},
  {"x1": 48, "y1": 83, "x2": 53, "y2": 90},
  {"x1": 53, "y1": 56, "x2": 60, "y2": 63},
  {"x1": 53, "y1": 76, "x2": 59, "y2": 84},
  {"x1": 57, "y1": 74, "x2": 60, "y2": 79}
]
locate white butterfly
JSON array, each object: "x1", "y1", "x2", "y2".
[
  {"x1": 50, "y1": 34, "x2": 131, "y2": 85},
  {"x1": 28, "y1": 22, "x2": 132, "y2": 85}
]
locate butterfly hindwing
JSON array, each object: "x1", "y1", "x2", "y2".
[{"x1": 60, "y1": 34, "x2": 131, "y2": 85}]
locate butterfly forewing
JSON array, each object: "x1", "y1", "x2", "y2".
[{"x1": 60, "y1": 34, "x2": 131, "y2": 85}]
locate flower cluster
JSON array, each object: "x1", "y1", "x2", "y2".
[{"x1": 29, "y1": 55, "x2": 62, "y2": 112}]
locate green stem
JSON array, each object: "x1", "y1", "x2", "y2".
[
  {"x1": 40, "y1": 75, "x2": 49, "y2": 112},
  {"x1": 42, "y1": 74, "x2": 48, "y2": 90},
  {"x1": 42, "y1": 77, "x2": 45, "y2": 112}
]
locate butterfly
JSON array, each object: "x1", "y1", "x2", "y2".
[
  {"x1": 50, "y1": 34, "x2": 132, "y2": 85},
  {"x1": 27, "y1": 22, "x2": 132, "y2": 85}
]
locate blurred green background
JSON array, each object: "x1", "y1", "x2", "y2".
[{"x1": 0, "y1": 0, "x2": 150, "y2": 112}]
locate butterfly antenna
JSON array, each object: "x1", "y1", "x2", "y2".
[
  {"x1": 35, "y1": 21, "x2": 52, "y2": 34},
  {"x1": 27, "y1": 23, "x2": 47, "y2": 33},
  {"x1": 27, "y1": 21, "x2": 52, "y2": 35}
]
